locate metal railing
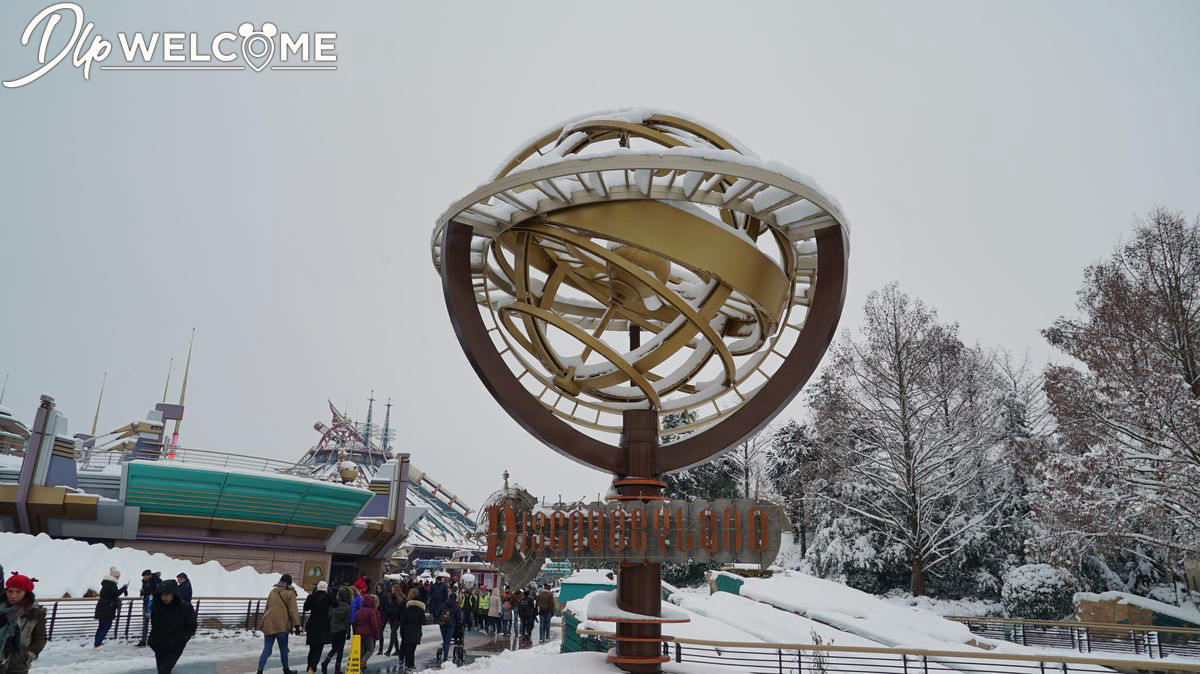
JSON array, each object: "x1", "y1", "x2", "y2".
[
  {"x1": 578, "y1": 629, "x2": 1200, "y2": 674},
  {"x1": 79, "y1": 446, "x2": 301, "y2": 474},
  {"x1": 948, "y1": 615, "x2": 1200, "y2": 659},
  {"x1": 39, "y1": 596, "x2": 297, "y2": 642}
]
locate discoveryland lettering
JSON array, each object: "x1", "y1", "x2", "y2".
[{"x1": 3, "y1": 3, "x2": 336, "y2": 88}]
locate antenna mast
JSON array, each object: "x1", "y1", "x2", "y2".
[
  {"x1": 91, "y1": 371, "x2": 107, "y2": 435},
  {"x1": 382, "y1": 398, "x2": 392, "y2": 450},
  {"x1": 363, "y1": 391, "x2": 375, "y2": 449},
  {"x1": 172, "y1": 328, "x2": 195, "y2": 448},
  {"x1": 161, "y1": 358, "x2": 174, "y2": 403}
]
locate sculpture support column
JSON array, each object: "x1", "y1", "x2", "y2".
[{"x1": 614, "y1": 409, "x2": 666, "y2": 673}]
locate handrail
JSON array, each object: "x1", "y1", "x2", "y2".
[
  {"x1": 947, "y1": 614, "x2": 1200, "y2": 636},
  {"x1": 39, "y1": 595, "x2": 274, "y2": 603},
  {"x1": 575, "y1": 629, "x2": 1200, "y2": 671}
]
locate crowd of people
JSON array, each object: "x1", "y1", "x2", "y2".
[{"x1": 0, "y1": 565, "x2": 559, "y2": 674}]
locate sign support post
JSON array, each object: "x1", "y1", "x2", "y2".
[{"x1": 612, "y1": 409, "x2": 666, "y2": 672}]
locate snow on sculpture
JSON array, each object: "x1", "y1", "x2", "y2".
[{"x1": 432, "y1": 108, "x2": 850, "y2": 466}]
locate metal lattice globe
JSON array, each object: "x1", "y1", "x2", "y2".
[{"x1": 434, "y1": 109, "x2": 849, "y2": 469}]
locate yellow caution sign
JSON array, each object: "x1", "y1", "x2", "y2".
[{"x1": 345, "y1": 634, "x2": 362, "y2": 674}]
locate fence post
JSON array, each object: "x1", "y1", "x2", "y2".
[
  {"x1": 1083, "y1": 626, "x2": 1090, "y2": 653},
  {"x1": 778, "y1": 648, "x2": 783, "y2": 674},
  {"x1": 245, "y1": 600, "x2": 252, "y2": 630},
  {"x1": 1158, "y1": 631, "x2": 1164, "y2": 659},
  {"x1": 123, "y1": 599, "x2": 133, "y2": 639},
  {"x1": 901, "y1": 653, "x2": 907, "y2": 674},
  {"x1": 194, "y1": 599, "x2": 201, "y2": 628},
  {"x1": 256, "y1": 600, "x2": 263, "y2": 630},
  {"x1": 674, "y1": 642, "x2": 681, "y2": 663},
  {"x1": 797, "y1": 650, "x2": 803, "y2": 673},
  {"x1": 47, "y1": 602, "x2": 58, "y2": 641},
  {"x1": 922, "y1": 654, "x2": 928, "y2": 674},
  {"x1": 1132, "y1": 630, "x2": 1139, "y2": 654},
  {"x1": 1021, "y1": 624, "x2": 1027, "y2": 646}
]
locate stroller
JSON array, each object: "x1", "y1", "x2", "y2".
[{"x1": 437, "y1": 622, "x2": 466, "y2": 666}]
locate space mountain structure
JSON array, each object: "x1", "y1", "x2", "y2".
[{"x1": 0, "y1": 392, "x2": 481, "y2": 590}]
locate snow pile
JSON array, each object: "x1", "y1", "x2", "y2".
[
  {"x1": 0, "y1": 532, "x2": 297, "y2": 598},
  {"x1": 671, "y1": 591, "x2": 882, "y2": 648},
  {"x1": 883, "y1": 591, "x2": 1003, "y2": 617},
  {"x1": 722, "y1": 571, "x2": 1014, "y2": 651},
  {"x1": 585, "y1": 589, "x2": 689, "y2": 622},
  {"x1": 566, "y1": 591, "x2": 757, "y2": 643},
  {"x1": 1074, "y1": 590, "x2": 1200, "y2": 626}
]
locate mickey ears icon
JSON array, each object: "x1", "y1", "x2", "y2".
[{"x1": 238, "y1": 22, "x2": 277, "y2": 38}]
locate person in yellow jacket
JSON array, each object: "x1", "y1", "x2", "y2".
[{"x1": 476, "y1": 588, "x2": 490, "y2": 635}]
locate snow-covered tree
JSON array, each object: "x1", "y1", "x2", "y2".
[
  {"x1": 763, "y1": 420, "x2": 826, "y2": 556},
  {"x1": 1037, "y1": 208, "x2": 1200, "y2": 581},
  {"x1": 809, "y1": 283, "x2": 1005, "y2": 596}
]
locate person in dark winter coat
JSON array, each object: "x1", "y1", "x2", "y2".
[
  {"x1": 93, "y1": 567, "x2": 127, "y2": 649},
  {"x1": 320, "y1": 585, "x2": 350, "y2": 674},
  {"x1": 517, "y1": 591, "x2": 536, "y2": 642},
  {"x1": 436, "y1": 592, "x2": 459, "y2": 664},
  {"x1": 382, "y1": 587, "x2": 402, "y2": 657},
  {"x1": 136, "y1": 570, "x2": 162, "y2": 647},
  {"x1": 147, "y1": 579, "x2": 196, "y2": 674},
  {"x1": 303, "y1": 581, "x2": 333, "y2": 674},
  {"x1": 428, "y1": 576, "x2": 448, "y2": 625},
  {"x1": 1, "y1": 572, "x2": 47, "y2": 674},
  {"x1": 173, "y1": 574, "x2": 192, "y2": 604},
  {"x1": 352, "y1": 595, "x2": 382, "y2": 670},
  {"x1": 398, "y1": 589, "x2": 426, "y2": 671}
]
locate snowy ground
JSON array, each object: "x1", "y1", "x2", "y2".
[{"x1": 36, "y1": 631, "x2": 270, "y2": 673}]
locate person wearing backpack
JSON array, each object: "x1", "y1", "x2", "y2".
[
  {"x1": 352, "y1": 595, "x2": 381, "y2": 671},
  {"x1": 436, "y1": 591, "x2": 458, "y2": 664},
  {"x1": 517, "y1": 590, "x2": 536, "y2": 644}
]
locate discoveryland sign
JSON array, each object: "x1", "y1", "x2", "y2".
[{"x1": 484, "y1": 499, "x2": 789, "y2": 587}]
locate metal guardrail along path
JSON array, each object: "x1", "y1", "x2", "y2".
[
  {"x1": 948, "y1": 615, "x2": 1200, "y2": 660},
  {"x1": 39, "y1": 596, "x2": 281, "y2": 642},
  {"x1": 578, "y1": 629, "x2": 1200, "y2": 674}
]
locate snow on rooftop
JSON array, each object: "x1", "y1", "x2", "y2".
[{"x1": 561, "y1": 569, "x2": 616, "y2": 585}]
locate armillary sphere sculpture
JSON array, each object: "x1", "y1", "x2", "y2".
[{"x1": 433, "y1": 108, "x2": 848, "y2": 672}]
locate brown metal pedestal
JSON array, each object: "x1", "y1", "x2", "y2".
[{"x1": 610, "y1": 409, "x2": 669, "y2": 673}]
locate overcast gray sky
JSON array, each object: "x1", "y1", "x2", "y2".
[{"x1": 2, "y1": 1, "x2": 1198, "y2": 509}]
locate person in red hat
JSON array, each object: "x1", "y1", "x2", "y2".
[{"x1": 0, "y1": 572, "x2": 46, "y2": 674}]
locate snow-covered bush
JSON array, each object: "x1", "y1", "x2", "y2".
[{"x1": 1002, "y1": 564, "x2": 1075, "y2": 619}]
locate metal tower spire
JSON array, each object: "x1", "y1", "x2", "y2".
[
  {"x1": 91, "y1": 371, "x2": 107, "y2": 435},
  {"x1": 172, "y1": 328, "x2": 195, "y2": 447},
  {"x1": 382, "y1": 398, "x2": 392, "y2": 450},
  {"x1": 161, "y1": 358, "x2": 173, "y2": 403},
  {"x1": 363, "y1": 391, "x2": 375, "y2": 448}
]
